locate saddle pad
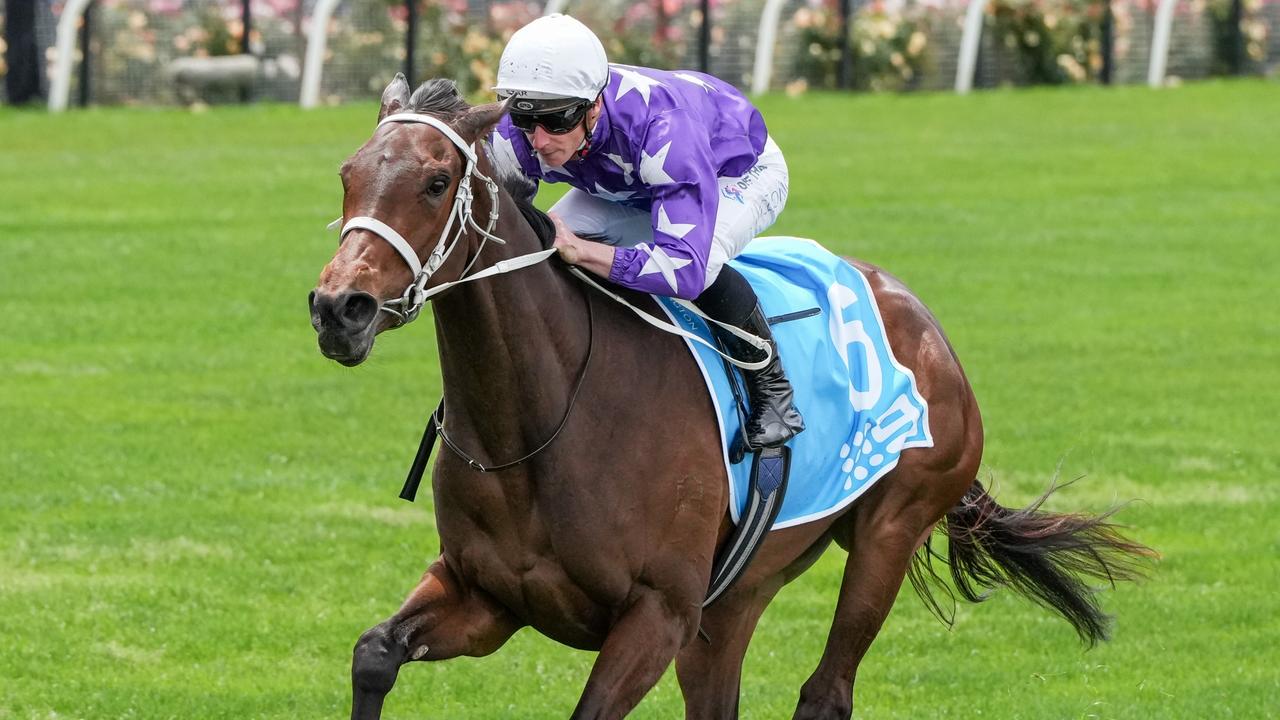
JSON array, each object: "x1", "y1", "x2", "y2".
[{"x1": 655, "y1": 237, "x2": 933, "y2": 529}]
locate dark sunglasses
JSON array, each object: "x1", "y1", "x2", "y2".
[{"x1": 509, "y1": 101, "x2": 591, "y2": 135}]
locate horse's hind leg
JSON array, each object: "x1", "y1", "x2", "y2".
[
  {"x1": 350, "y1": 555, "x2": 520, "y2": 720},
  {"x1": 792, "y1": 462, "x2": 972, "y2": 720},
  {"x1": 790, "y1": 498, "x2": 919, "y2": 719},
  {"x1": 790, "y1": 266, "x2": 983, "y2": 718}
]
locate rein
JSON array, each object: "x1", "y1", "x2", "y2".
[
  {"x1": 328, "y1": 110, "x2": 774, "y2": 472},
  {"x1": 434, "y1": 286, "x2": 595, "y2": 473},
  {"x1": 567, "y1": 267, "x2": 774, "y2": 372},
  {"x1": 332, "y1": 111, "x2": 580, "y2": 473}
]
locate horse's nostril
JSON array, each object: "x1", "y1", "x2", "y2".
[
  {"x1": 308, "y1": 290, "x2": 322, "y2": 329},
  {"x1": 340, "y1": 292, "x2": 379, "y2": 329},
  {"x1": 311, "y1": 289, "x2": 378, "y2": 332}
]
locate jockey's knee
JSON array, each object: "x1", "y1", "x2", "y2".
[{"x1": 694, "y1": 263, "x2": 757, "y2": 324}]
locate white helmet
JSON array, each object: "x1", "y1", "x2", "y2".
[{"x1": 493, "y1": 14, "x2": 609, "y2": 103}]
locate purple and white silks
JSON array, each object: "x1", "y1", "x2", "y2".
[{"x1": 490, "y1": 64, "x2": 772, "y2": 299}]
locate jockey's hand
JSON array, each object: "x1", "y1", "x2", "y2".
[
  {"x1": 550, "y1": 213, "x2": 616, "y2": 279},
  {"x1": 550, "y1": 214, "x2": 582, "y2": 265}
]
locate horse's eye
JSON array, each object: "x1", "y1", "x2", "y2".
[{"x1": 428, "y1": 177, "x2": 449, "y2": 196}]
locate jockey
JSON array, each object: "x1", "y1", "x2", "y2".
[{"x1": 489, "y1": 14, "x2": 804, "y2": 450}]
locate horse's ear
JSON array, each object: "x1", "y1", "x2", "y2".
[
  {"x1": 377, "y1": 73, "x2": 412, "y2": 124},
  {"x1": 454, "y1": 101, "x2": 509, "y2": 145}
]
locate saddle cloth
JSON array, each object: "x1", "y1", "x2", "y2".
[{"x1": 655, "y1": 237, "x2": 933, "y2": 529}]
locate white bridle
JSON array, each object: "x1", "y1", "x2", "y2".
[
  {"x1": 326, "y1": 111, "x2": 772, "y2": 369},
  {"x1": 329, "y1": 112, "x2": 555, "y2": 325}
]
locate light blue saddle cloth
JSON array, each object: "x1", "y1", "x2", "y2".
[{"x1": 655, "y1": 237, "x2": 933, "y2": 529}]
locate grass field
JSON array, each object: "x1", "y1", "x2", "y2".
[{"x1": 2, "y1": 80, "x2": 1278, "y2": 719}]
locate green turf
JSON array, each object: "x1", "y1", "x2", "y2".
[{"x1": 2, "y1": 80, "x2": 1277, "y2": 719}]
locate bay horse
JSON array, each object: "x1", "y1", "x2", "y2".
[{"x1": 309, "y1": 77, "x2": 1153, "y2": 720}]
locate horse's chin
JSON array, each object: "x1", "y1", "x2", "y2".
[
  {"x1": 330, "y1": 349, "x2": 371, "y2": 367},
  {"x1": 317, "y1": 329, "x2": 375, "y2": 367}
]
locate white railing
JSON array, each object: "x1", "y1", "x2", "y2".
[
  {"x1": 300, "y1": 0, "x2": 344, "y2": 108},
  {"x1": 753, "y1": 0, "x2": 989, "y2": 96},
  {"x1": 750, "y1": 0, "x2": 788, "y2": 95},
  {"x1": 302, "y1": 0, "x2": 566, "y2": 108},
  {"x1": 955, "y1": 0, "x2": 987, "y2": 94},
  {"x1": 1148, "y1": 0, "x2": 1179, "y2": 87},
  {"x1": 59, "y1": 0, "x2": 1193, "y2": 109},
  {"x1": 48, "y1": 0, "x2": 93, "y2": 112}
]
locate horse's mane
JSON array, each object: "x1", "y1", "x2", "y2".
[
  {"x1": 408, "y1": 79, "x2": 570, "y2": 251},
  {"x1": 409, "y1": 79, "x2": 555, "y2": 248},
  {"x1": 503, "y1": 174, "x2": 557, "y2": 251},
  {"x1": 408, "y1": 78, "x2": 471, "y2": 118}
]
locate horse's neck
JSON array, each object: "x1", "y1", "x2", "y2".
[{"x1": 431, "y1": 191, "x2": 589, "y2": 461}]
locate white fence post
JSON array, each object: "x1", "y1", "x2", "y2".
[
  {"x1": 300, "y1": 0, "x2": 344, "y2": 108},
  {"x1": 48, "y1": 0, "x2": 94, "y2": 112},
  {"x1": 751, "y1": 0, "x2": 788, "y2": 95},
  {"x1": 955, "y1": 0, "x2": 986, "y2": 94},
  {"x1": 1148, "y1": 0, "x2": 1179, "y2": 87}
]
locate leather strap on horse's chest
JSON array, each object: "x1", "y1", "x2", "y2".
[{"x1": 399, "y1": 400, "x2": 443, "y2": 502}]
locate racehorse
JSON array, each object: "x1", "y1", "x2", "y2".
[{"x1": 309, "y1": 76, "x2": 1154, "y2": 720}]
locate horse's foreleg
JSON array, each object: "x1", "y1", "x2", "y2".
[
  {"x1": 351, "y1": 556, "x2": 520, "y2": 720},
  {"x1": 571, "y1": 590, "x2": 698, "y2": 720}
]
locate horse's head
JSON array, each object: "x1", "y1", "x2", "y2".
[{"x1": 309, "y1": 75, "x2": 507, "y2": 366}]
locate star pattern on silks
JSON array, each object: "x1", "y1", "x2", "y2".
[
  {"x1": 639, "y1": 141, "x2": 677, "y2": 186},
  {"x1": 490, "y1": 130, "x2": 520, "y2": 173},
  {"x1": 636, "y1": 242, "x2": 694, "y2": 293},
  {"x1": 606, "y1": 153, "x2": 635, "y2": 185},
  {"x1": 655, "y1": 204, "x2": 696, "y2": 240},
  {"x1": 591, "y1": 183, "x2": 636, "y2": 202},
  {"x1": 614, "y1": 66, "x2": 663, "y2": 105},
  {"x1": 673, "y1": 72, "x2": 715, "y2": 91}
]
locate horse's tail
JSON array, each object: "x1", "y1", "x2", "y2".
[{"x1": 910, "y1": 479, "x2": 1156, "y2": 646}]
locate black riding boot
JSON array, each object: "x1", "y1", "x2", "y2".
[
  {"x1": 694, "y1": 268, "x2": 805, "y2": 450},
  {"x1": 718, "y1": 303, "x2": 806, "y2": 449}
]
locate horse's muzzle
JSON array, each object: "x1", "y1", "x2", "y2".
[{"x1": 310, "y1": 289, "x2": 379, "y2": 365}]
